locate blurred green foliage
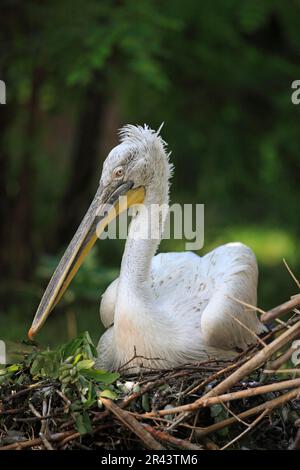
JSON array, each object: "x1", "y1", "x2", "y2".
[
  {"x1": 0, "y1": 332, "x2": 120, "y2": 434},
  {"x1": 1, "y1": 0, "x2": 300, "y2": 347}
]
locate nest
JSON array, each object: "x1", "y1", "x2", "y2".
[{"x1": 1, "y1": 294, "x2": 300, "y2": 451}]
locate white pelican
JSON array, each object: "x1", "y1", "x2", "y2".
[{"x1": 28, "y1": 125, "x2": 265, "y2": 371}]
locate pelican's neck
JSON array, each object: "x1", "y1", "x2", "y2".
[
  {"x1": 118, "y1": 181, "x2": 169, "y2": 298},
  {"x1": 113, "y1": 172, "x2": 170, "y2": 364}
]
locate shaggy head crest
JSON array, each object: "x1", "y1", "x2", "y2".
[{"x1": 118, "y1": 124, "x2": 168, "y2": 152}]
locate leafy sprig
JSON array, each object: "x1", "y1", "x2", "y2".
[{"x1": 0, "y1": 332, "x2": 119, "y2": 434}]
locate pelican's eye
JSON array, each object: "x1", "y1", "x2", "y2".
[{"x1": 113, "y1": 166, "x2": 124, "y2": 180}]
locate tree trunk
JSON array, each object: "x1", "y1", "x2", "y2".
[{"x1": 2, "y1": 68, "x2": 43, "y2": 280}]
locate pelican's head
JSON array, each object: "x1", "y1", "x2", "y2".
[
  {"x1": 28, "y1": 124, "x2": 172, "y2": 339},
  {"x1": 100, "y1": 124, "x2": 172, "y2": 203}
]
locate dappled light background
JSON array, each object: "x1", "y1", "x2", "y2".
[{"x1": 1, "y1": 0, "x2": 300, "y2": 354}]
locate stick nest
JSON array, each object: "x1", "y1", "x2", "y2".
[{"x1": 1, "y1": 295, "x2": 300, "y2": 451}]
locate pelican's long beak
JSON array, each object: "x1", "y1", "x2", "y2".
[{"x1": 28, "y1": 182, "x2": 145, "y2": 339}]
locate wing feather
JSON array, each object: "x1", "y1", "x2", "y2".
[{"x1": 150, "y1": 243, "x2": 265, "y2": 351}]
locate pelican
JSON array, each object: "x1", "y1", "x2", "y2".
[{"x1": 28, "y1": 124, "x2": 265, "y2": 371}]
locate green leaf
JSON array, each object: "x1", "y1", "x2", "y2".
[
  {"x1": 76, "y1": 359, "x2": 95, "y2": 371},
  {"x1": 60, "y1": 331, "x2": 97, "y2": 361},
  {"x1": 6, "y1": 363, "x2": 21, "y2": 373},
  {"x1": 30, "y1": 351, "x2": 60, "y2": 378},
  {"x1": 81, "y1": 369, "x2": 119, "y2": 384},
  {"x1": 75, "y1": 411, "x2": 93, "y2": 435},
  {"x1": 210, "y1": 403, "x2": 224, "y2": 418},
  {"x1": 70, "y1": 401, "x2": 83, "y2": 412},
  {"x1": 142, "y1": 393, "x2": 150, "y2": 412},
  {"x1": 73, "y1": 353, "x2": 83, "y2": 365},
  {"x1": 99, "y1": 389, "x2": 117, "y2": 400},
  {"x1": 61, "y1": 337, "x2": 83, "y2": 359},
  {"x1": 82, "y1": 397, "x2": 97, "y2": 408},
  {"x1": 210, "y1": 404, "x2": 229, "y2": 437}
]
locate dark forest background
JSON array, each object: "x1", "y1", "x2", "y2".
[{"x1": 1, "y1": 0, "x2": 300, "y2": 349}]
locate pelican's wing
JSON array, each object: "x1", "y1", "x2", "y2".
[
  {"x1": 151, "y1": 243, "x2": 265, "y2": 351},
  {"x1": 100, "y1": 278, "x2": 119, "y2": 328}
]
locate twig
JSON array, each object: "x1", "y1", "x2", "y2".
[
  {"x1": 0, "y1": 408, "x2": 23, "y2": 416},
  {"x1": 289, "y1": 428, "x2": 300, "y2": 450},
  {"x1": 220, "y1": 400, "x2": 250, "y2": 427},
  {"x1": 118, "y1": 346, "x2": 166, "y2": 372},
  {"x1": 264, "y1": 368, "x2": 300, "y2": 375},
  {"x1": 3, "y1": 381, "x2": 51, "y2": 402},
  {"x1": 186, "y1": 359, "x2": 248, "y2": 396},
  {"x1": 121, "y1": 370, "x2": 191, "y2": 408},
  {"x1": 39, "y1": 432, "x2": 54, "y2": 450},
  {"x1": 121, "y1": 378, "x2": 168, "y2": 408},
  {"x1": 228, "y1": 296, "x2": 267, "y2": 316},
  {"x1": 56, "y1": 389, "x2": 72, "y2": 407},
  {"x1": 189, "y1": 409, "x2": 200, "y2": 441},
  {"x1": 193, "y1": 387, "x2": 300, "y2": 438},
  {"x1": 220, "y1": 409, "x2": 269, "y2": 450},
  {"x1": 57, "y1": 424, "x2": 112, "y2": 448},
  {"x1": 224, "y1": 308, "x2": 267, "y2": 347},
  {"x1": 13, "y1": 411, "x2": 65, "y2": 423},
  {"x1": 283, "y1": 258, "x2": 300, "y2": 290},
  {"x1": 29, "y1": 403, "x2": 42, "y2": 419},
  {"x1": 229, "y1": 295, "x2": 289, "y2": 327},
  {"x1": 0, "y1": 430, "x2": 75, "y2": 450},
  {"x1": 199, "y1": 378, "x2": 300, "y2": 407},
  {"x1": 261, "y1": 315, "x2": 300, "y2": 342},
  {"x1": 268, "y1": 345, "x2": 299, "y2": 370},
  {"x1": 127, "y1": 411, "x2": 173, "y2": 425},
  {"x1": 101, "y1": 397, "x2": 165, "y2": 450},
  {"x1": 261, "y1": 295, "x2": 300, "y2": 323},
  {"x1": 142, "y1": 424, "x2": 202, "y2": 450}
]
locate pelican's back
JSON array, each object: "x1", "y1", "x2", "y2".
[{"x1": 151, "y1": 242, "x2": 265, "y2": 352}]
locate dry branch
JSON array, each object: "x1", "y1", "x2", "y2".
[
  {"x1": 268, "y1": 346, "x2": 299, "y2": 370},
  {"x1": 198, "y1": 378, "x2": 300, "y2": 407},
  {"x1": 194, "y1": 387, "x2": 300, "y2": 438},
  {"x1": 142, "y1": 424, "x2": 202, "y2": 450},
  {"x1": 261, "y1": 294, "x2": 300, "y2": 323},
  {"x1": 101, "y1": 397, "x2": 165, "y2": 450},
  {"x1": 0, "y1": 430, "x2": 75, "y2": 450},
  {"x1": 220, "y1": 409, "x2": 269, "y2": 450}
]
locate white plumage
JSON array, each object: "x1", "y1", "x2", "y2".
[{"x1": 96, "y1": 125, "x2": 265, "y2": 371}]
